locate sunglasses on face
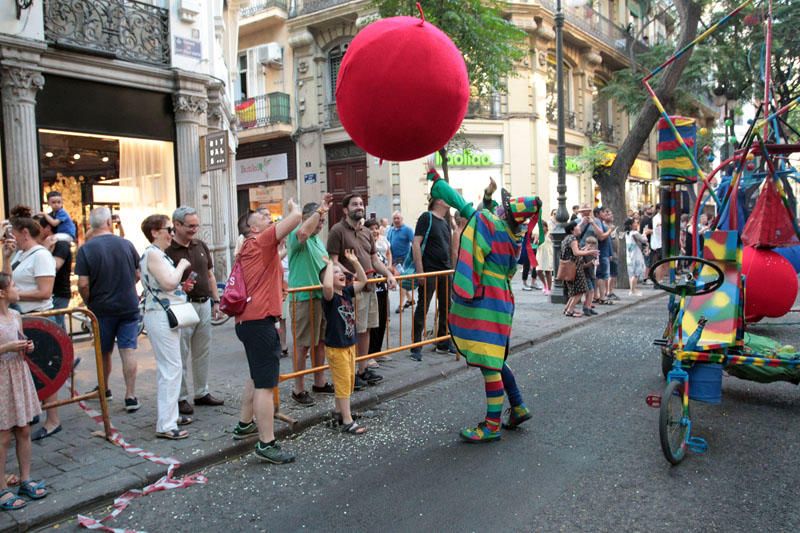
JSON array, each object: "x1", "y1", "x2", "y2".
[{"x1": 162, "y1": 226, "x2": 175, "y2": 235}]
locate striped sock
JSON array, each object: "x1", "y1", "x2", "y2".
[
  {"x1": 482, "y1": 368, "x2": 504, "y2": 432},
  {"x1": 501, "y1": 364, "x2": 524, "y2": 407}
]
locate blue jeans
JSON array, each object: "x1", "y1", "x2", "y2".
[{"x1": 52, "y1": 296, "x2": 71, "y2": 330}]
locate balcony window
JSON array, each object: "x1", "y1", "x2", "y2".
[
  {"x1": 235, "y1": 93, "x2": 291, "y2": 130},
  {"x1": 236, "y1": 53, "x2": 248, "y2": 101},
  {"x1": 545, "y1": 53, "x2": 574, "y2": 123}
]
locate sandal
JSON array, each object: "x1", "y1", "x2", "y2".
[
  {"x1": 0, "y1": 488, "x2": 26, "y2": 510},
  {"x1": 17, "y1": 479, "x2": 48, "y2": 500},
  {"x1": 597, "y1": 298, "x2": 614, "y2": 305},
  {"x1": 156, "y1": 429, "x2": 188, "y2": 440},
  {"x1": 341, "y1": 421, "x2": 367, "y2": 435},
  {"x1": 564, "y1": 310, "x2": 584, "y2": 317},
  {"x1": 4, "y1": 474, "x2": 19, "y2": 486},
  {"x1": 177, "y1": 416, "x2": 193, "y2": 426}
]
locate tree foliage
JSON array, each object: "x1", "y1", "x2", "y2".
[{"x1": 373, "y1": 0, "x2": 527, "y2": 96}]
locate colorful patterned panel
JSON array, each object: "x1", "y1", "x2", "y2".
[
  {"x1": 679, "y1": 230, "x2": 743, "y2": 349},
  {"x1": 658, "y1": 116, "x2": 697, "y2": 183}
]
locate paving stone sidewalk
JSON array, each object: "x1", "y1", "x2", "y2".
[{"x1": 1, "y1": 279, "x2": 664, "y2": 531}]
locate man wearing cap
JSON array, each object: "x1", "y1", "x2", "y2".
[{"x1": 425, "y1": 159, "x2": 541, "y2": 444}]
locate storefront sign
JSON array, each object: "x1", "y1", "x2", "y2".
[
  {"x1": 304, "y1": 173, "x2": 317, "y2": 184},
  {"x1": 604, "y1": 153, "x2": 653, "y2": 181},
  {"x1": 550, "y1": 154, "x2": 583, "y2": 174},
  {"x1": 236, "y1": 153, "x2": 289, "y2": 185},
  {"x1": 175, "y1": 37, "x2": 202, "y2": 59},
  {"x1": 435, "y1": 148, "x2": 501, "y2": 167},
  {"x1": 202, "y1": 131, "x2": 228, "y2": 172}
]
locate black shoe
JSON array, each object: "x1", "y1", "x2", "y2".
[
  {"x1": 312, "y1": 382, "x2": 335, "y2": 395},
  {"x1": 291, "y1": 390, "x2": 315, "y2": 406},
  {"x1": 90, "y1": 386, "x2": 112, "y2": 401},
  {"x1": 125, "y1": 397, "x2": 141, "y2": 413},
  {"x1": 354, "y1": 375, "x2": 367, "y2": 391},
  {"x1": 178, "y1": 399, "x2": 194, "y2": 415},
  {"x1": 409, "y1": 348, "x2": 422, "y2": 361},
  {"x1": 359, "y1": 369, "x2": 383, "y2": 385}
]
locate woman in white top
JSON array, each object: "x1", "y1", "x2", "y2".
[
  {"x1": 1, "y1": 206, "x2": 55, "y2": 314},
  {"x1": 624, "y1": 217, "x2": 648, "y2": 296},
  {"x1": 140, "y1": 214, "x2": 194, "y2": 440}
]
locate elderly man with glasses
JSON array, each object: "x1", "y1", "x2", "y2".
[{"x1": 165, "y1": 206, "x2": 224, "y2": 416}]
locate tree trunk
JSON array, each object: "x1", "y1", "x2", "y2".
[{"x1": 608, "y1": 0, "x2": 700, "y2": 220}]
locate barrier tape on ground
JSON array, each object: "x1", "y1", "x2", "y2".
[{"x1": 75, "y1": 401, "x2": 208, "y2": 532}]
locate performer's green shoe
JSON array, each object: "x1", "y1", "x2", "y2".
[
  {"x1": 460, "y1": 422, "x2": 501, "y2": 443},
  {"x1": 502, "y1": 405, "x2": 532, "y2": 429}
]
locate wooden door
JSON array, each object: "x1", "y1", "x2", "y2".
[{"x1": 327, "y1": 158, "x2": 368, "y2": 228}]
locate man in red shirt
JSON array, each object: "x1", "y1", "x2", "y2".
[{"x1": 231, "y1": 196, "x2": 327, "y2": 464}]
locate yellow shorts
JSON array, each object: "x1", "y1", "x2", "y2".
[{"x1": 326, "y1": 345, "x2": 356, "y2": 399}]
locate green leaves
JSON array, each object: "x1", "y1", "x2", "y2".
[{"x1": 374, "y1": 0, "x2": 527, "y2": 96}]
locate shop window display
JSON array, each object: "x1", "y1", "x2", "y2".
[{"x1": 39, "y1": 130, "x2": 176, "y2": 253}]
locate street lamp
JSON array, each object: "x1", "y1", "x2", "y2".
[
  {"x1": 550, "y1": 0, "x2": 569, "y2": 304},
  {"x1": 712, "y1": 83, "x2": 738, "y2": 163}
]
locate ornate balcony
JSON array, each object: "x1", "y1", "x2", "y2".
[
  {"x1": 294, "y1": 0, "x2": 351, "y2": 16},
  {"x1": 465, "y1": 94, "x2": 503, "y2": 120},
  {"x1": 240, "y1": 0, "x2": 288, "y2": 18},
  {"x1": 586, "y1": 120, "x2": 616, "y2": 145},
  {"x1": 43, "y1": 0, "x2": 170, "y2": 67},
  {"x1": 546, "y1": 103, "x2": 577, "y2": 129},
  {"x1": 326, "y1": 102, "x2": 341, "y2": 128},
  {"x1": 235, "y1": 93, "x2": 291, "y2": 130}
]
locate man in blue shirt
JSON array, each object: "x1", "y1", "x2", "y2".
[{"x1": 386, "y1": 210, "x2": 415, "y2": 313}]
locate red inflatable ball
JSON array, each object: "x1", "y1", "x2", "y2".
[
  {"x1": 742, "y1": 246, "x2": 798, "y2": 322},
  {"x1": 335, "y1": 15, "x2": 469, "y2": 162}
]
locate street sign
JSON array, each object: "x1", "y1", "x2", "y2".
[
  {"x1": 304, "y1": 173, "x2": 317, "y2": 184},
  {"x1": 202, "y1": 131, "x2": 228, "y2": 172}
]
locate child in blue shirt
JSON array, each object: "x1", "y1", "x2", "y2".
[{"x1": 41, "y1": 191, "x2": 76, "y2": 240}]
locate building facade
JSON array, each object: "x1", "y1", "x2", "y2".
[
  {"x1": 239, "y1": 0, "x2": 713, "y2": 226},
  {"x1": 0, "y1": 0, "x2": 243, "y2": 275}
]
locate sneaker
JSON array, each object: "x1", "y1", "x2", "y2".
[
  {"x1": 460, "y1": 422, "x2": 501, "y2": 443},
  {"x1": 312, "y1": 383, "x2": 335, "y2": 395},
  {"x1": 253, "y1": 440, "x2": 295, "y2": 464},
  {"x1": 435, "y1": 342, "x2": 457, "y2": 355},
  {"x1": 607, "y1": 292, "x2": 620, "y2": 301},
  {"x1": 291, "y1": 390, "x2": 315, "y2": 406},
  {"x1": 582, "y1": 307, "x2": 599, "y2": 316},
  {"x1": 409, "y1": 348, "x2": 422, "y2": 362},
  {"x1": 90, "y1": 386, "x2": 112, "y2": 401},
  {"x1": 521, "y1": 285, "x2": 533, "y2": 291},
  {"x1": 232, "y1": 421, "x2": 258, "y2": 440},
  {"x1": 502, "y1": 405, "x2": 532, "y2": 429},
  {"x1": 359, "y1": 368, "x2": 383, "y2": 384},
  {"x1": 124, "y1": 397, "x2": 141, "y2": 413},
  {"x1": 354, "y1": 375, "x2": 367, "y2": 391}
]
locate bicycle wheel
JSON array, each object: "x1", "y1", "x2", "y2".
[{"x1": 659, "y1": 379, "x2": 689, "y2": 465}]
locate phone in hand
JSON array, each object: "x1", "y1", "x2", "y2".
[{"x1": 187, "y1": 271, "x2": 199, "y2": 282}]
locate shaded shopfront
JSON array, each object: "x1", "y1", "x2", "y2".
[{"x1": 235, "y1": 136, "x2": 296, "y2": 222}]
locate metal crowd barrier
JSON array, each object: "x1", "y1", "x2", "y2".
[
  {"x1": 273, "y1": 269, "x2": 456, "y2": 427},
  {"x1": 26, "y1": 307, "x2": 113, "y2": 440}
]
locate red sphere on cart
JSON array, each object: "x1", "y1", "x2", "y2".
[
  {"x1": 742, "y1": 246, "x2": 798, "y2": 322},
  {"x1": 335, "y1": 16, "x2": 470, "y2": 162}
]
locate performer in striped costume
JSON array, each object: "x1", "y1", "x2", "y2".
[{"x1": 427, "y1": 166, "x2": 542, "y2": 443}]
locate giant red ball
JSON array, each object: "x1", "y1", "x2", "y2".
[
  {"x1": 742, "y1": 246, "x2": 798, "y2": 322},
  {"x1": 335, "y1": 16, "x2": 469, "y2": 161}
]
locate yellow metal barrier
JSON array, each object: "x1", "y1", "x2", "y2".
[
  {"x1": 27, "y1": 307, "x2": 113, "y2": 440},
  {"x1": 274, "y1": 270, "x2": 455, "y2": 427}
]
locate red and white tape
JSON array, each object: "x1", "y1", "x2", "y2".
[{"x1": 75, "y1": 401, "x2": 207, "y2": 532}]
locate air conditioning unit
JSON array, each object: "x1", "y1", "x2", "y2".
[{"x1": 258, "y1": 43, "x2": 283, "y2": 69}]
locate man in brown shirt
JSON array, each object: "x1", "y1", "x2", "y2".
[
  {"x1": 166, "y1": 206, "x2": 224, "y2": 415},
  {"x1": 327, "y1": 193, "x2": 396, "y2": 389}
]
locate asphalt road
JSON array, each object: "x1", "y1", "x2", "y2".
[{"x1": 52, "y1": 298, "x2": 800, "y2": 532}]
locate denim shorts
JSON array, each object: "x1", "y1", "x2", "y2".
[
  {"x1": 97, "y1": 313, "x2": 140, "y2": 354},
  {"x1": 585, "y1": 273, "x2": 595, "y2": 291},
  {"x1": 596, "y1": 257, "x2": 611, "y2": 280},
  {"x1": 610, "y1": 258, "x2": 618, "y2": 278}
]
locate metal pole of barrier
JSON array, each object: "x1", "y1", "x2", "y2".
[
  {"x1": 423, "y1": 275, "x2": 428, "y2": 342},
  {"x1": 32, "y1": 307, "x2": 113, "y2": 441},
  {"x1": 433, "y1": 275, "x2": 439, "y2": 346},
  {"x1": 410, "y1": 278, "x2": 415, "y2": 346},
  {"x1": 384, "y1": 283, "x2": 390, "y2": 349}
]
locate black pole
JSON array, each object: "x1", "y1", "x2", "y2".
[{"x1": 550, "y1": 0, "x2": 569, "y2": 305}]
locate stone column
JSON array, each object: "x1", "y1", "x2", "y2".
[
  {"x1": 1, "y1": 65, "x2": 44, "y2": 209},
  {"x1": 173, "y1": 93, "x2": 208, "y2": 215},
  {"x1": 206, "y1": 88, "x2": 234, "y2": 277}
]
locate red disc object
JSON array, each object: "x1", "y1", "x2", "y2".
[
  {"x1": 335, "y1": 15, "x2": 469, "y2": 161},
  {"x1": 22, "y1": 317, "x2": 74, "y2": 401},
  {"x1": 742, "y1": 246, "x2": 798, "y2": 322}
]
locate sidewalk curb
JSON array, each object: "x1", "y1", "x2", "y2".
[{"x1": 33, "y1": 292, "x2": 664, "y2": 531}]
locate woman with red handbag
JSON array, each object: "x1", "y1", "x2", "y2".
[{"x1": 560, "y1": 221, "x2": 599, "y2": 317}]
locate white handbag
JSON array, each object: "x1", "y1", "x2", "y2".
[{"x1": 144, "y1": 283, "x2": 200, "y2": 329}]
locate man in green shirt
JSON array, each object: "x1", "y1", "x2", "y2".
[{"x1": 288, "y1": 197, "x2": 335, "y2": 405}]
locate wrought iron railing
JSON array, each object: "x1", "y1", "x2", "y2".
[
  {"x1": 538, "y1": 0, "x2": 648, "y2": 54},
  {"x1": 294, "y1": 0, "x2": 351, "y2": 16},
  {"x1": 586, "y1": 120, "x2": 616, "y2": 144},
  {"x1": 545, "y1": 103, "x2": 578, "y2": 129},
  {"x1": 465, "y1": 94, "x2": 503, "y2": 120},
  {"x1": 43, "y1": 0, "x2": 170, "y2": 67},
  {"x1": 235, "y1": 93, "x2": 291, "y2": 129},
  {"x1": 326, "y1": 102, "x2": 341, "y2": 128},
  {"x1": 240, "y1": 0, "x2": 288, "y2": 18}
]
